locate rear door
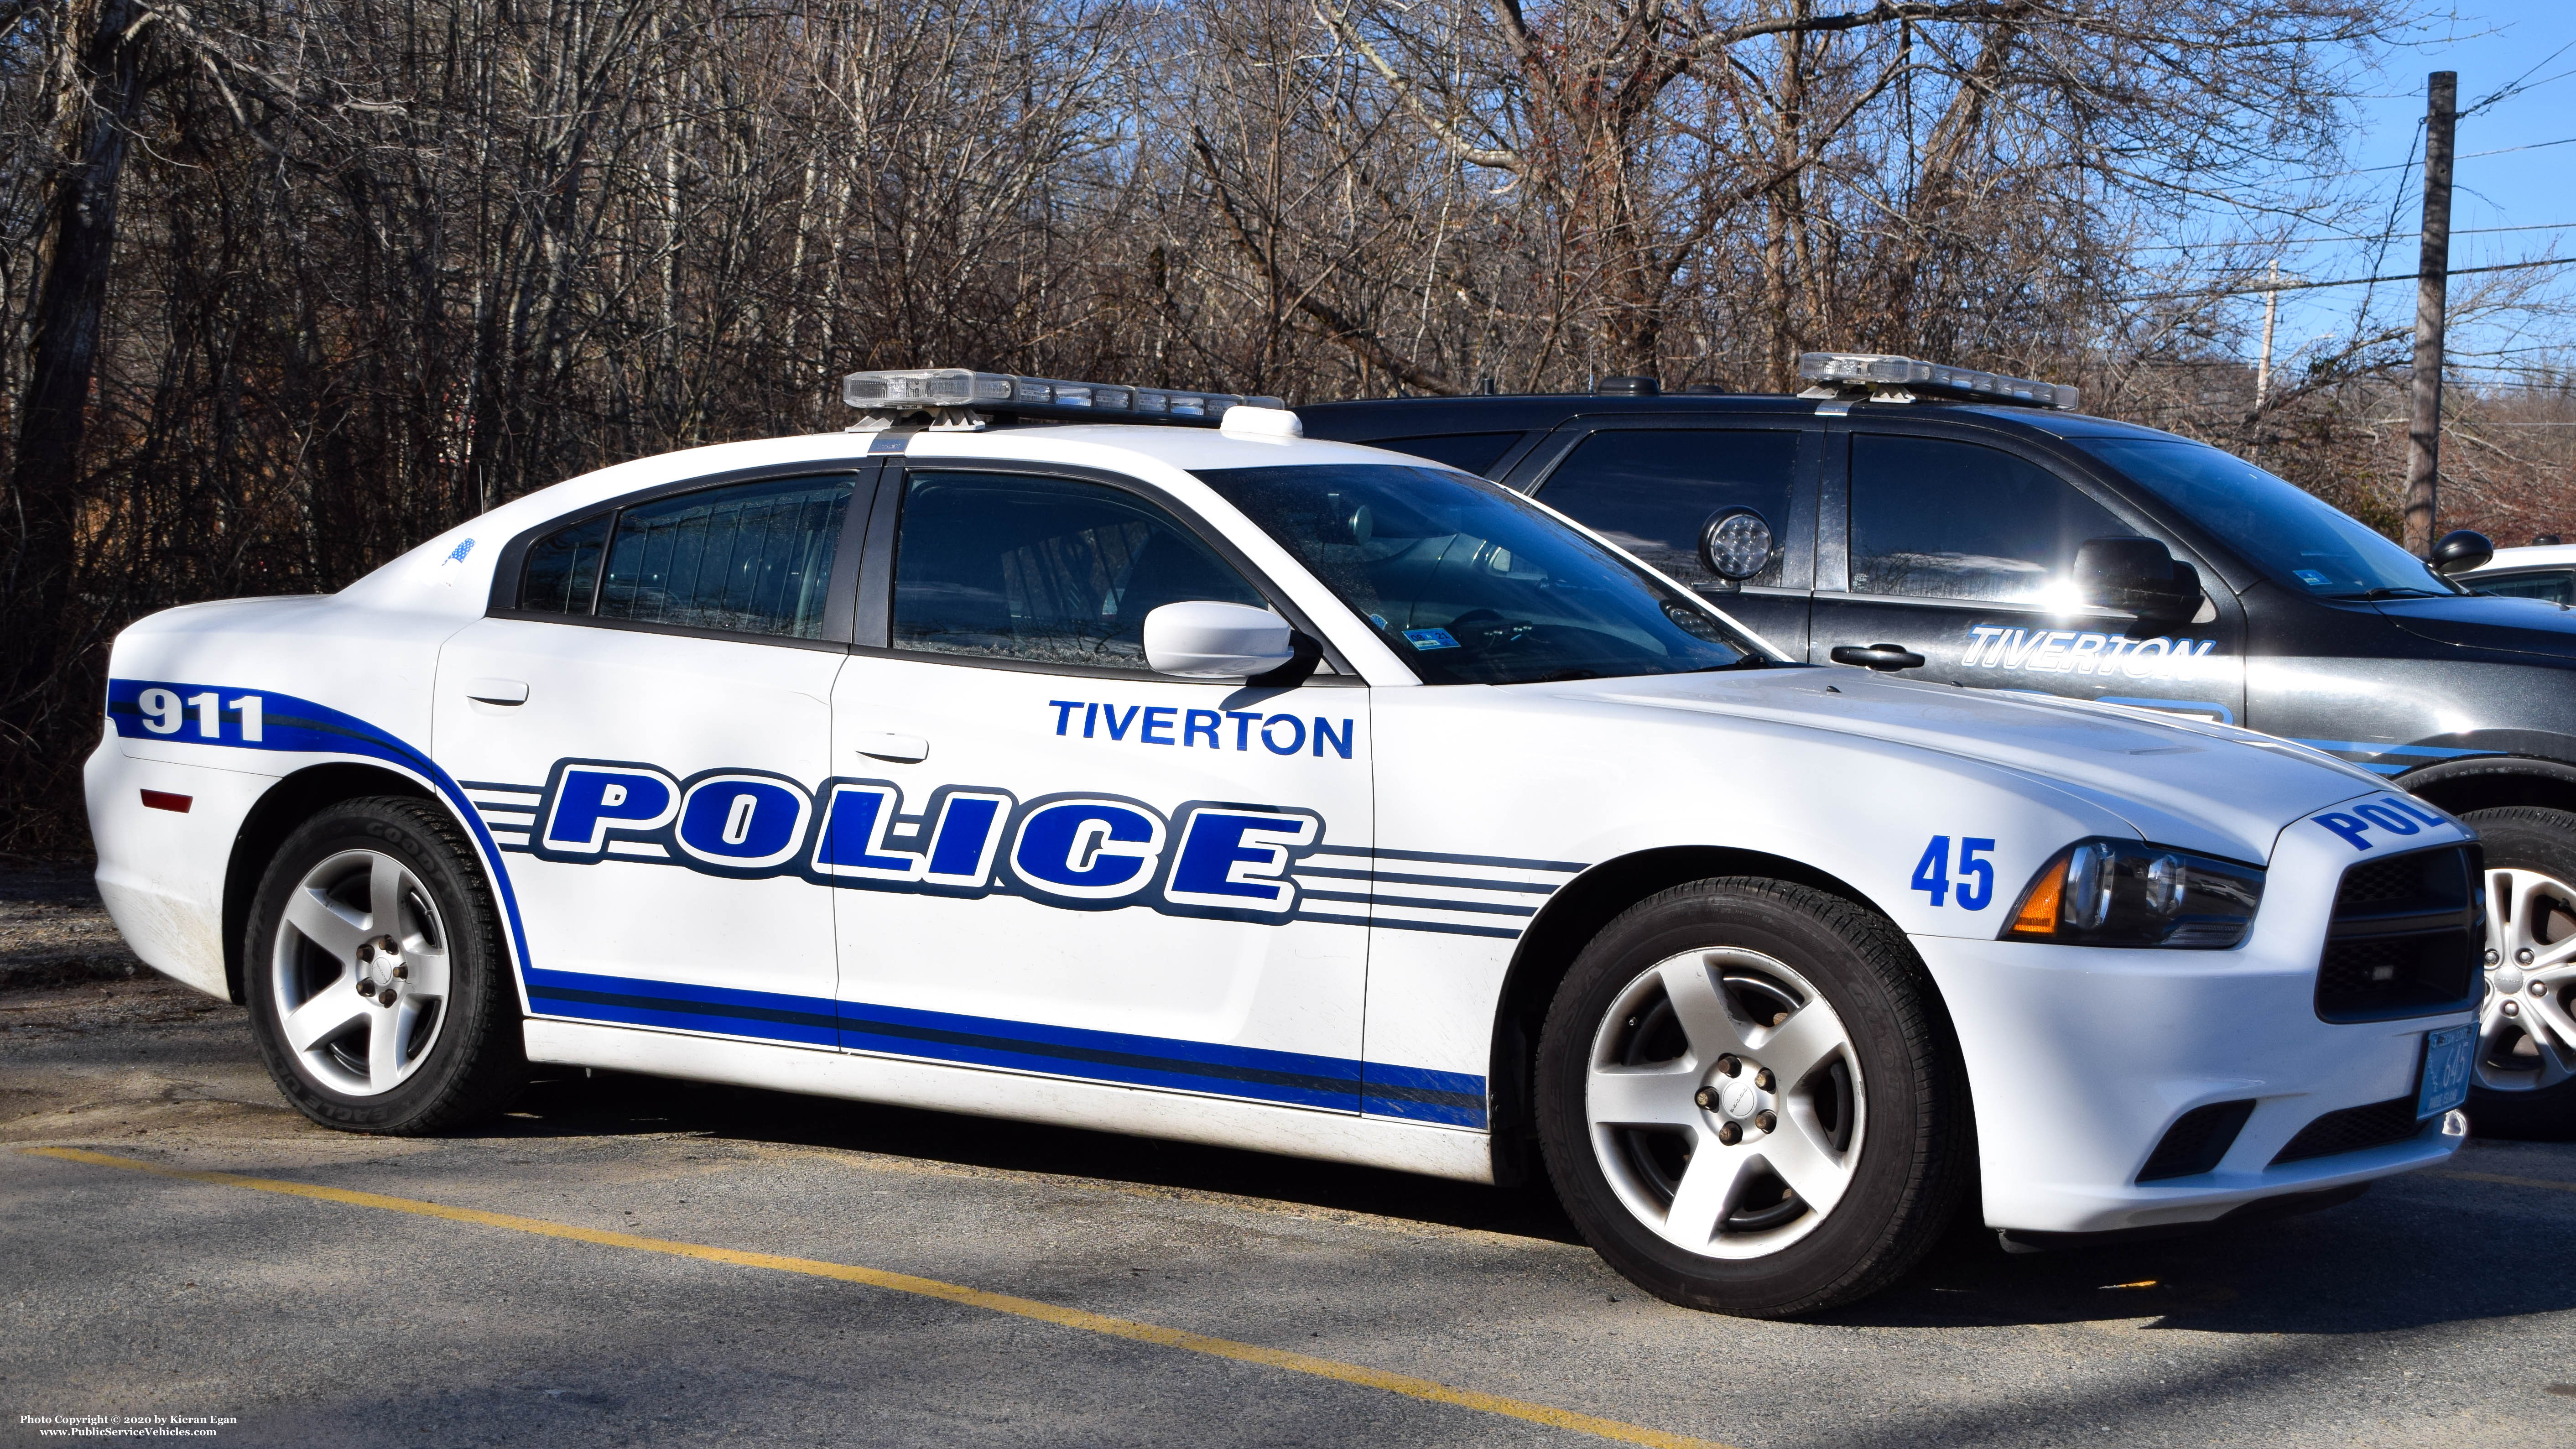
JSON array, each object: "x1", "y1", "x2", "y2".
[
  {"x1": 1810, "y1": 425, "x2": 2246, "y2": 723},
  {"x1": 1507, "y1": 418, "x2": 1821, "y2": 656},
  {"x1": 435, "y1": 465, "x2": 868, "y2": 1042}
]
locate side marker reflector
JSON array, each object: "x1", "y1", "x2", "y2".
[
  {"x1": 141, "y1": 790, "x2": 193, "y2": 813},
  {"x1": 2008, "y1": 855, "x2": 2066, "y2": 938}
]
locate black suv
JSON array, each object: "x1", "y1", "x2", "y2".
[{"x1": 1302, "y1": 368, "x2": 2576, "y2": 1135}]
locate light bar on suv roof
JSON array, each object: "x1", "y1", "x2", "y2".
[
  {"x1": 1797, "y1": 352, "x2": 2079, "y2": 411},
  {"x1": 842, "y1": 368, "x2": 1285, "y2": 430}
]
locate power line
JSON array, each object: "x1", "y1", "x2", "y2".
[
  {"x1": 2121, "y1": 255, "x2": 2576, "y2": 304},
  {"x1": 2264, "y1": 133, "x2": 2576, "y2": 186},
  {"x1": 2129, "y1": 220, "x2": 2576, "y2": 254}
]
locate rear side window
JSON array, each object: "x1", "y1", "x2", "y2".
[
  {"x1": 1848, "y1": 436, "x2": 2133, "y2": 604},
  {"x1": 518, "y1": 514, "x2": 609, "y2": 614},
  {"x1": 891, "y1": 471, "x2": 1266, "y2": 670},
  {"x1": 516, "y1": 474, "x2": 855, "y2": 638},
  {"x1": 1534, "y1": 430, "x2": 1800, "y2": 589},
  {"x1": 1369, "y1": 432, "x2": 1525, "y2": 478},
  {"x1": 2476, "y1": 572, "x2": 2576, "y2": 604}
]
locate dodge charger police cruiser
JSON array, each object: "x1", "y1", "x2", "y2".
[
  {"x1": 88, "y1": 368, "x2": 2481, "y2": 1317},
  {"x1": 1304, "y1": 354, "x2": 2576, "y2": 1135}
]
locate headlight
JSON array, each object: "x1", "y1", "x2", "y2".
[{"x1": 2001, "y1": 838, "x2": 2264, "y2": 948}]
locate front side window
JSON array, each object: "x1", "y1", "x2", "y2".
[
  {"x1": 890, "y1": 472, "x2": 1267, "y2": 670},
  {"x1": 1535, "y1": 429, "x2": 1801, "y2": 589},
  {"x1": 516, "y1": 474, "x2": 854, "y2": 638},
  {"x1": 2074, "y1": 437, "x2": 2460, "y2": 599},
  {"x1": 1197, "y1": 463, "x2": 1764, "y2": 685},
  {"x1": 1849, "y1": 435, "x2": 2135, "y2": 605}
]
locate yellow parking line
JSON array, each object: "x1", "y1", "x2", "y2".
[
  {"x1": 2426, "y1": 1168, "x2": 2576, "y2": 1193},
  {"x1": 26, "y1": 1146, "x2": 1730, "y2": 1449}
]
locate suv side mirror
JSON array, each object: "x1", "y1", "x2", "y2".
[
  {"x1": 2073, "y1": 537, "x2": 2200, "y2": 619},
  {"x1": 1697, "y1": 507, "x2": 1774, "y2": 584},
  {"x1": 2430, "y1": 529, "x2": 2494, "y2": 575},
  {"x1": 1143, "y1": 601, "x2": 1297, "y2": 678}
]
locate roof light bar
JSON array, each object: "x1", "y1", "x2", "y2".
[
  {"x1": 1796, "y1": 352, "x2": 2079, "y2": 411},
  {"x1": 841, "y1": 368, "x2": 1285, "y2": 430}
]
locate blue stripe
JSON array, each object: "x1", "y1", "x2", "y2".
[
  {"x1": 520, "y1": 967, "x2": 1486, "y2": 1126},
  {"x1": 109, "y1": 679, "x2": 538, "y2": 984}
]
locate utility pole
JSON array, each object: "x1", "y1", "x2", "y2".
[
  {"x1": 2253, "y1": 261, "x2": 2280, "y2": 464},
  {"x1": 2403, "y1": 71, "x2": 2457, "y2": 556}
]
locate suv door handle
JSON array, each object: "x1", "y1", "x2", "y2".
[
  {"x1": 1829, "y1": 643, "x2": 1926, "y2": 672},
  {"x1": 465, "y1": 677, "x2": 530, "y2": 704},
  {"x1": 853, "y1": 732, "x2": 929, "y2": 763}
]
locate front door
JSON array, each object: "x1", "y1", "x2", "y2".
[
  {"x1": 434, "y1": 469, "x2": 863, "y2": 1042},
  {"x1": 825, "y1": 465, "x2": 1376, "y2": 1113},
  {"x1": 1810, "y1": 430, "x2": 2247, "y2": 724},
  {"x1": 1515, "y1": 421, "x2": 1820, "y2": 657}
]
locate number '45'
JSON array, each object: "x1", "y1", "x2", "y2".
[{"x1": 1912, "y1": 835, "x2": 1996, "y2": 910}]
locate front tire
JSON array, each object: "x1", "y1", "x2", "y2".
[
  {"x1": 1535, "y1": 878, "x2": 1969, "y2": 1317},
  {"x1": 2460, "y1": 806, "x2": 2576, "y2": 1139},
  {"x1": 243, "y1": 796, "x2": 525, "y2": 1133}
]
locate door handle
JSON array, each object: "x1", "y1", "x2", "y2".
[
  {"x1": 465, "y1": 677, "x2": 530, "y2": 704},
  {"x1": 1828, "y1": 643, "x2": 1926, "y2": 672},
  {"x1": 853, "y1": 732, "x2": 929, "y2": 763}
]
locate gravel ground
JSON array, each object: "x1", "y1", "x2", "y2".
[{"x1": 0, "y1": 862, "x2": 149, "y2": 991}]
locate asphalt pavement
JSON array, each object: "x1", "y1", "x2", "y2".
[{"x1": 4, "y1": 970, "x2": 2572, "y2": 1449}]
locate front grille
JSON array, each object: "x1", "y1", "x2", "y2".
[
  {"x1": 2138, "y1": 1099, "x2": 2256, "y2": 1181},
  {"x1": 2270, "y1": 1095, "x2": 2427, "y2": 1165},
  {"x1": 2315, "y1": 844, "x2": 2483, "y2": 1022}
]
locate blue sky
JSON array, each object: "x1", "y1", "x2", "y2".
[{"x1": 2248, "y1": 2, "x2": 2576, "y2": 386}]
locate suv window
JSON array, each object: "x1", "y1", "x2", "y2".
[
  {"x1": 1849, "y1": 435, "x2": 2133, "y2": 604},
  {"x1": 891, "y1": 471, "x2": 1266, "y2": 669},
  {"x1": 1535, "y1": 429, "x2": 1800, "y2": 589},
  {"x1": 2475, "y1": 571, "x2": 2575, "y2": 605},
  {"x1": 1373, "y1": 432, "x2": 1525, "y2": 477},
  {"x1": 587, "y1": 475, "x2": 854, "y2": 637}
]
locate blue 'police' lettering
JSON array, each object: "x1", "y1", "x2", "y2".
[
  {"x1": 924, "y1": 792, "x2": 1011, "y2": 885},
  {"x1": 2314, "y1": 795, "x2": 2453, "y2": 851},
  {"x1": 1013, "y1": 799, "x2": 1166, "y2": 900},
  {"x1": 1166, "y1": 809, "x2": 1316, "y2": 912},
  {"x1": 814, "y1": 784, "x2": 923, "y2": 880},
  {"x1": 543, "y1": 765, "x2": 678, "y2": 854},
  {"x1": 674, "y1": 775, "x2": 810, "y2": 870}
]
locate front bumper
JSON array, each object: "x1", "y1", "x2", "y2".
[{"x1": 1916, "y1": 929, "x2": 2469, "y2": 1235}]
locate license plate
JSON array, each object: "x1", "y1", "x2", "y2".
[{"x1": 2416, "y1": 1024, "x2": 2474, "y2": 1119}]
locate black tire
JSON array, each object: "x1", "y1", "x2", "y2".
[
  {"x1": 2458, "y1": 806, "x2": 2576, "y2": 1141},
  {"x1": 1535, "y1": 878, "x2": 1970, "y2": 1318},
  {"x1": 243, "y1": 795, "x2": 525, "y2": 1133}
]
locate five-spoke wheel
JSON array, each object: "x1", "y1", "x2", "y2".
[
  {"x1": 1536, "y1": 877, "x2": 1967, "y2": 1317},
  {"x1": 245, "y1": 796, "x2": 523, "y2": 1133},
  {"x1": 2461, "y1": 806, "x2": 2576, "y2": 1137}
]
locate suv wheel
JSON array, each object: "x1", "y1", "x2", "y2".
[
  {"x1": 243, "y1": 796, "x2": 525, "y2": 1133},
  {"x1": 1535, "y1": 878, "x2": 1969, "y2": 1317},
  {"x1": 2461, "y1": 806, "x2": 2576, "y2": 1139}
]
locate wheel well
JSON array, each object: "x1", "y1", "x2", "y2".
[
  {"x1": 2397, "y1": 756, "x2": 2576, "y2": 818},
  {"x1": 1483, "y1": 846, "x2": 1886, "y2": 1186},
  {"x1": 221, "y1": 764, "x2": 435, "y2": 1002}
]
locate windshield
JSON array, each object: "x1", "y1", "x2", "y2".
[
  {"x1": 2074, "y1": 438, "x2": 2459, "y2": 599},
  {"x1": 1195, "y1": 463, "x2": 1767, "y2": 684}
]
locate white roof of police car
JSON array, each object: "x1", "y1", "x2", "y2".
[{"x1": 2461, "y1": 543, "x2": 2576, "y2": 576}]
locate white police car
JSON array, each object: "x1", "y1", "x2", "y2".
[{"x1": 85, "y1": 370, "x2": 2480, "y2": 1316}]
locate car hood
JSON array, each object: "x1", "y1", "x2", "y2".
[
  {"x1": 1558, "y1": 667, "x2": 2386, "y2": 864},
  {"x1": 2373, "y1": 593, "x2": 2576, "y2": 662}
]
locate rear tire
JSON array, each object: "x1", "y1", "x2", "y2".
[
  {"x1": 1534, "y1": 878, "x2": 1970, "y2": 1317},
  {"x1": 243, "y1": 796, "x2": 525, "y2": 1133},
  {"x1": 2459, "y1": 806, "x2": 2576, "y2": 1140}
]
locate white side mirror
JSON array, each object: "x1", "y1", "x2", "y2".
[{"x1": 1143, "y1": 601, "x2": 1296, "y2": 679}]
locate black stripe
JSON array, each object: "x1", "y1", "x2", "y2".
[
  {"x1": 1310, "y1": 844, "x2": 1585, "y2": 872},
  {"x1": 840, "y1": 1014, "x2": 1361, "y2": 1095},
  {"x1": 530, "y1": 985, "x2": 841, "y2": 1032},
  {"x1": 460, "y1": 780, "x2": 545, "y2": 793},
  {"x1": 1292, "y1": 910, "x2": 1523, "y2": 939},
  {"x1": 1291, "y1": 865, "x2": 1558, "y2": 895},
  {"x1": 1360, "y1": 1082, "x2": 1487, "y2": 1109},
  {"x1": 1298, "y1": 889, "x2": 1535, "y2": 917}
]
